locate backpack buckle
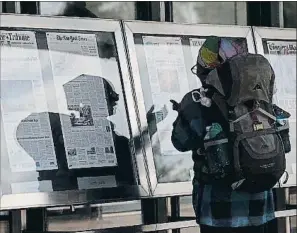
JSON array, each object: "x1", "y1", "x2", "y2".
[{"x1": 253, "y1": 122, "x2": 264, "y2": 131}]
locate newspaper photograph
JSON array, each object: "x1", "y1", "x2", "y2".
[
  {"x1": 0, "y1": 30, "x2": 57, "y2": 172},
  {"x1": 142, "y1": 36, "x2": 193, "y2": 182},
  {"x1": 57, "y1": 75, "x2": 117, "y2": 169},
  {"x1": 266, "y1": 40, "x2": 296, "y2": 176}
]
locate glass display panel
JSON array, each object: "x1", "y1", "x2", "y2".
[
  {"x1": 133, "y1": 34, "x2": 248, "y2": 183},
  {"x1": 0, "y1": 28, "x2": 136, "y2": 196},
  {"x1": 262, "y1": 40, "x2": 296, "y2": 183}
]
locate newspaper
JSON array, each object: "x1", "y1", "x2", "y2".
[
  {"x1": 46, "y1": 32, "x2": 118, "y2": 169},
  {"x1": 266, "y1": 41, "x2": 296, "y2": 117},
  {"x1": 266, "y1": 40, "x2": 296, "y2": 176},
  {"x1": 143, "y1": 36, "x2": 191, "y2": 155},
  {"x1": 46, "y1": 32, "x2": 102, "y2": 78},
  {"x1": 0, "y1": 30, "x2": 57, "y2": 172},
  {"x1": 142, "y1": 36, "x2": 195, "y2": 182}
]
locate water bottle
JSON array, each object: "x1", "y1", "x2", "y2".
[
  {"x1": 273, "y1": 105, "x2": 291, "y2": 153},
  {"x1": 204, "y1": 123, "x2": 230, "y2": 179},
  {"x1": 209, "y1": 123, "x2": 223, "y2": 138}
]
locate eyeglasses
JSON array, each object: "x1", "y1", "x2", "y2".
[
  {"x1": 191, "y1": 64, "x2": 198, "y2": 76},
  {"x1": 191, "y1": 64, "x2": 212, "y2": 77}
]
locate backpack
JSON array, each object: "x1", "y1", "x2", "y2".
[{"x1": 194, "y1": 53, "x2": 290, "y2": 193}]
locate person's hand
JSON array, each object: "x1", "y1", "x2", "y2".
[
  {"x1": 170, "y1": 99, "x2": 180, "y2": 112},
  {"x1": 146, "y1": 105, "x2": 155, "y2": 121}
]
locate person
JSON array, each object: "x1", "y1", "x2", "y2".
[{"x1": 171, "y1": 37, "x2": 276, "y2": 233}]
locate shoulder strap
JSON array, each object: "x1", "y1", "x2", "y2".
[
  {"x1": 196, "y1": 184, "x2": 204, "y2": 222},
  {"x1": 211, "y1": 92, "x2": 228, "y2": 120}
]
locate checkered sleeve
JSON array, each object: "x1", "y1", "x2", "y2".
[{"x1": 193, "y1": 181, "x2": 275, "y2": 228}]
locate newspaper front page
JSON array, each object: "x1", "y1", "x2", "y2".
[
  {"x1": 46, "y1": 32, "x2": 117, "y2": 169},
  {"x1": 0, "y1": 30, "x2": 57, "y2": 172},
  {"x1": 143, "y1": 36, "x2": 191, "y2": 154},
  {"x1": 266, "y1": 40, "x2": 296, "y2": 176},
  {"x1": 142, "y1": 36, "x2": 194, "y2": 182}
]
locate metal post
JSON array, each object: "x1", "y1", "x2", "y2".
[
  {"x1": 284, "y1": 188, "x2": 291, "y2": 233},
  {"x1": 9, "y1": 210, "x2": 23, "y2": 233},
  {"x1": 141, "y1": 198, "x2": 168, "y2": 233},
  {"x1": 278, "y1": 1, "x2": 284, "y2": 27},
  {"x1": 25, "y1": 208, "x2": 47, "y2": 232},
  {"x1": 170, "y1": 197, "x2": 180, "y2": 233},
  {"x1": 159, "y1": 1, "x2": 165, "y2": 22},
  {"x1": 164, "y1": 1, "x2": 173, "y2": 22},
  {"x1": 273, "y1": 188, "x2": 287, "y2": 233},
  {"x1": 14, "y1": 2, "x2": 21, "y2": 14}
]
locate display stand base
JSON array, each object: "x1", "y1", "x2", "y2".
[{"x1": 141, "y1": 198, "x2": 168, "y2": 233}]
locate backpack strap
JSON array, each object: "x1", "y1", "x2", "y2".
[
  {"x1": 211, "y1": 92, "x2": 228, "y2": 120},
  {"x1": 229, "y1": 106, "x2": 277, "y2": 132},
  {"x1": 196, "y1": 184, "x2": 204, "y2": 222}
]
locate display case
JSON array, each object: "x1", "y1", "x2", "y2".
[
  {"x1": 0, "y1": 14, "x2": 150, "y2": 210},
  {"x1": 122, "y1": 20, "x2": 256, "y2": 196},
  {"x1": 253, "y1": 26, "x2": 296, "y2": 187}
]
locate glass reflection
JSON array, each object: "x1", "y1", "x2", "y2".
[
  {"x1": 172, "y1": 2, "x2": 247, "y2": 26},
  {"x1": 39, "y1": 2, "x2": 136, "y2": 20},
  {"x1": 0, "y1": 29, "x2": 135, "y2": 195}
]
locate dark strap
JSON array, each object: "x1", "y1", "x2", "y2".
[
  {"x1": 196, "y1": 184, "x2": 204, "y2": 222},
  {"x1": 212, "y1": 92, "x2": 228, "y2": 120}
]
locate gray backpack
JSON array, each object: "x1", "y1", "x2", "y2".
[{"x1": 203, "y1": 53, "x2": 289, "y2": 193}]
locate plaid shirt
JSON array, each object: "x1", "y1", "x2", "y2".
[
  {"x1": 171, "y1": 92, "x2": 275, "y2": 227},
  {"x1": 192, "y1": 180, "x2": 275, "y2": 227}
]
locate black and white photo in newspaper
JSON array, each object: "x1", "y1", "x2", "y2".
[
  {"x1": 0, "y1": 30, "x2": 57, "y2": 172},
  {"x1": 46, "y1": 32, "x2": 117, "y2": 169}
]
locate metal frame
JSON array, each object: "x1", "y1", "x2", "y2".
[
  {"x1": 122, "y1": 20, "x2": 256, "y2": 197},
  {"x1": 0, "y1": 14, "x2": 150, "y2": 210},
  {"x1": 278, "y1": 2, "x2": 284, "y2": 28},
  {"x1": 253, "y1": 26, "x2": 296, "y2": 188},
  {"x1": 21, "y1": 209, "x2": 297, "y2": 233}
]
